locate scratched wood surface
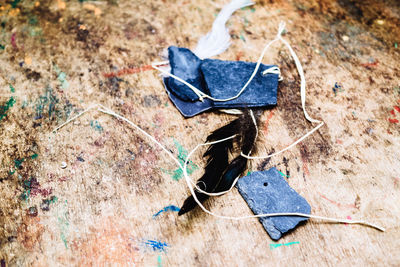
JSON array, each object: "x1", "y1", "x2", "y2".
[{"x1": 1, "y1": 0, "x2": 400, "y2": 266}]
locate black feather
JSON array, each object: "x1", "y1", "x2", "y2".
[
  {"x1": 179, "y1": 110, "x2": 260, "y2": 216},
  {"x1": 178, "y1": 119, "x2": 238, "y2": 215}
]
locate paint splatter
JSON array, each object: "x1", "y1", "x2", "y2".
[
  {"x1": 10, "y1": 153, "x2": 38, "y2": 176},
  {"x1": 318, "y1": 192, "x2": 357, "y2": 209},
  {"x1": 153, "y1": 205, "x2": 180, "y2": 218},
  {"x1": 83, "y1": 3, "x2": 102, "y2": 16},
  {"x1": 278, "y1": 170, "x2": 290, "y2": 178},
  {"x1": 58, "y1": 200, "x2": 69, "y2": 249},
  {"x1": 34, "y1": 86, "x2": 72, "y2": 121},
  {"x1": 11, "y1": 0, "x2": 22, "y2": 8},
  {"x1": 72, "y1": 218, "x2": 137, "y2": 265},
  {"x1": 263, "y1": 110, "x2": 274, "y2": 135},
  {"x1": 157, "y1": 255, "x2": 162, "y2": 267},
  {"x1": 20, "y1": 176, "x2": 53, "y2": 200},
  {"x1": 11, "y1": 32, "x2": 17, "y2": 49},
  {"x1": 344, "y1": 215, "x2": 352, "y2": 226},
  {"x1": 0, "y1": 96, "x2": 16, "y2": 122},
  {"x1": 90, "y1": 120, "x2": 103, "y2": 132},
  {"x1": 103, "y1": 65, "x2": 156, "y2": 78},
  {"x1": 270, "y1": 241, "x2": 300, "y2": 250},
  {"x1": 54, "y1": 65, "x2": 70, "y2": 90},
  {"x1": 40, "y1": 196, "x2": 58, "y2": 211},
  {"x1": 142, "y1": 239, "x2": 169, "y2": 252},
  {"x1": 163, "y1": 139, "x2": 198, "y2": 181},
  {"x1": 9, "y1": 84, "x2": 15, "y2": 93},
  {"x1": 332, "y1": 82, "x2": 343, "y2": 96},
  {"x1": 388, "y1": 104, "x2": 400, "y2": 124},
  {"x1": 361, "y1": 59, "x2": 379, "y2": 68}
]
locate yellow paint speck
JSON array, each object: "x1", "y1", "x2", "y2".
[
  {"x1": 376, "y1": 19, "x2": 384, "y2": 25},
  {"x1": 34, "y1": 1, "x2": 40, "y2": 7},
  {"x1": 83, "y1": 3, "x2": 102, "y2": 16},
  {"x1": 9, "y1": 8, "x2": 20, "y2": 16},
  {"x1": 25, "y1": 56, "x2": 32, "y2": 65},
  {"x1": 57, "y1": 0, "x2": 66, "y2": 10}
]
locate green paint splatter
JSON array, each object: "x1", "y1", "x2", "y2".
[
  {"x1": 0, "y1": 44, "x2": 5, "y2": 50},
  {"x1": 9, "y1": 84, "x2": 15, "y2": 93},
  {"x1": 54, "y1": 65, "x2": 70, "y2": 90},
  {"x1": 163, "y1": 139, "x2": 198, "y2": 181},
  {"x1": 28, "y1": 16, "x2": 38, "y2": 26},
  {"x1": 0, "y1": 97, "x2": 16, "y2": 122},
  {"x1": 20, "y1": 177, "x2": 31, "y2": 201},
  {"x1": 270, "y1": 241, "x2": 300, "y2": 250},
  {"x1": 395, "y1": 43, "x2": 398, "y2": 49},
  {"x1": 58, "y1": 200, "x2": 69, "y2": 249},
  {"x1": 10, "y1": 154, "x2": 38, "y2": 175},
  {"x1": 239, "y1": 31, "x2": 246, "y2": 42},
  {"x1": 157, "y1": 255, "x2": 162, "y2": 267},
  {"x1": 29, "y1": 27, "x2": 43, "y2": 37},
  {"x1": 19, "y1": 176, "x2": 38, "y2": 201},
  {"x1": 34, "y1": 86, "x2": 73, "y2": 121},
  {"x1": 11, "y1": 0, "x2": 22, "y2": 8},
  {"x1": 241, "y1": 6, "x2": 256, "y2": 13},
  {"x1": 90, "y1": 120, "x2": 103, "y2": 132},
  {"x1": 278, "y1": 170, "x2": 290, "y2": 178}
]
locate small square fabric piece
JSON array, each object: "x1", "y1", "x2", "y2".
[
  {"x1": 164, "y1": 46, "x2": 279, "y2": 117},
  {"x1": 236, "y1": 168, "x2": 311, "y2": 240}
]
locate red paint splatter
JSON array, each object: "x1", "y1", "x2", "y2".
[
  {"x1": 263, "y1": 111, "x2": 274, "y2": 135},
  {"x1": 344, "y1": 215, "x2": 352, "y2": 226},
  {"x1": 28, "y1": 177, "x2": 53, "y2": 197},
  {"x1": 302, "y1": 158, "x2": 309, "y2": 176},
  {"x1": 390, "y1": 109, "x2": 395, "y2": 116},
  {"x1": 11, "y1": 32, "x2": 17, "y2": 49},
  {"x1": 388, "y1": 118, "x2": 399, "y2": 123},
  {"x1": 236, "y1": 51, "x2": 244, "y2": 61},
  {"x1": 336, "y1": 139, "x2": 343, "y2": 144},
  {"x1": 394, "y1": 106, "x2": 400, "y2": 113},
  {"x1": 103, "y1": 64, "x2": 158, "y2": 78},
  {"x1": 318, "y1": 192, "x2": 357, "y2": 209},
  {"x1": 58, "y1": 176, "x2": 70, "y2": 182},
  {"x1": 361, "y1": 60, "x2": 379, "y2": 68}
]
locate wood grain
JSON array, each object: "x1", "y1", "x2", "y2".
[{"x1": 0, "y1": 0, "x2": 399, "y2": 266}]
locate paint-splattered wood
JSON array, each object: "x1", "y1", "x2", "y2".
[{"x1": 1, "y1": 0, "x2": 399, "y2": 266}]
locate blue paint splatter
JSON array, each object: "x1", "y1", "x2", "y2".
[
  {"x1": 152, "y1": 205, "x2": 180, "y2": 218},
  {"x1": 90, "y1": 120, "x2": 103, "y2": 132},
  {"x1": 142, "y1": 239, "x2": 169, "y2": 252}
]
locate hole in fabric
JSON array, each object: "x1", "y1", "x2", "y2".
[{"x1": 263, "y1": 182, "x2": 268, "y2": 187}]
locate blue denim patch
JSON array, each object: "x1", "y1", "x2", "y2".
[
  {"x1": 236, "y1": 168, "x2": 311, "y2": 240},
  {"x1": 164, "y1": 46, "x2": 279, "y2": 117}
]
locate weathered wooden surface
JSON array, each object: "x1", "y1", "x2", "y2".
[{"x1": 1, "y1": 0, "x2": 399, "y2": 266}]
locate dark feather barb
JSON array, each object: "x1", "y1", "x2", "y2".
[{"x1": 179, "y1": 110, "x2": 260, "y2": 216}]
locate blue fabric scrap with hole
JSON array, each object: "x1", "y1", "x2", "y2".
[
  {"x1": 236, "y1": 168, "x2": 311, "y2": 240},
  {"x1": 164, "y1": 46, "x2": 279, "y2": 117}
]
